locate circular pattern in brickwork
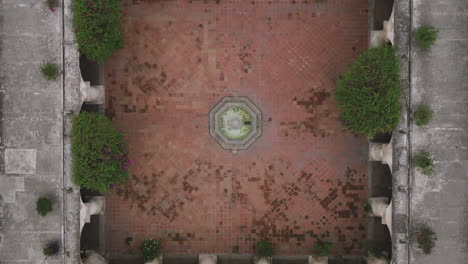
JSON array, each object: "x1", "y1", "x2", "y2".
[{"x1": 209, "y1": 97, "x2": 262, "y2": 151}]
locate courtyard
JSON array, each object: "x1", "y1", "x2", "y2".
[{"x1": 104, "y1": 0, "x2": 368, "y2": 256}]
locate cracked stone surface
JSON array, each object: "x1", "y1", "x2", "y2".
[
  {"x1": 409, "y1": 0, "x2": 468, "y2": 263},
  {"x1": 105, "y1": 0, "x2": 368, "y2": 255}
]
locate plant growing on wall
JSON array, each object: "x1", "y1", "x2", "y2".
[
  {"x1": 45, "y1": 0, "x2": 59, "y2": 12},
  {"x1": 73, "y1": 0, "x2": 123, "y2": 63},
  {"x1": 313, "y1": 241, "x2": 333, "y2": 257},
  {"x1": 335, "y1": 44, "x2": 400, "y2": 138},
  {"x1": 363, "y1": 202, "x2": 372, "y2": 214},
  {"x1": 414, "y1": 224, "x2": 437, "y2": 254},
  {"x1": 415, "y1": 26, "x2": 439, "y2": 48},
  {"x1": 71, "y1": 112, "x2": 130, "y2": 192},
  {"x1": 413, "y1": 151, "x2": 434, "y2": 175},
  {"x1": 141, "y1": 239, "x2": 161, "y2": 262},
  {"x1": 36, "y1": 197, "x2": 53, "y2": 216},
  {"x1": 43, "y1": 241, "x2": 60, "y2": 256},
  {"x1": 255, "y1": 239, "x2": 274, "y2": 259},
  {"x1": 40, "y1": 62, "x2": 59, "y2": 80},
  {"x1": 414, "y1": 105, "x2": 433, "y2": 126}
]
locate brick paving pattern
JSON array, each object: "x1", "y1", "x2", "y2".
[{"x1": 105, "y1": 0, "x2": 368, "y2": 256}]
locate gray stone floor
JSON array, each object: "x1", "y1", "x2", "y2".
[
  {"x1": 0, "y1": 0, "x2": 63, "y2": 263},
  {"x1": 410, "y1": 0, "x2": 468, "y2": 263}
]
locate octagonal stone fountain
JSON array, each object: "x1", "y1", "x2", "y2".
[{"x1": 210, "y1": 96, "x2": 262, "y2": 153}]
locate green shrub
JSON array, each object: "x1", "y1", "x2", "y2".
[
  {"x1": 141, "y1": 239, "x2": 161, "y2": 262},
  {"x1": 413, "y1": 151, "x2": 434, "y2": 175},
  {"x1": 313, "y1": 241, "x2": 333, "y2": 257},
  {"x1": 415, "y1": 224, "x2": 437, "y2": 254},
  {"x1": 36, "y1": 197, "x2": 53, "y2": 216},
  {"x1": 43, "y1": 241, "x2": 60, "y2": 256},
  {"x1": 414, "y1": 105, "x2": 433, "y2": 126},
  {"x1": 255, "y1": 239, "x2": 274, "y2": 258},
  {"x1": 363, "y1": 202, "x2": 372, "y2": 214},
  {"x1": 73, "y1": 0, "x2": 123, "y2": 63},
  {"x1": 71, "y1": 112, "x2": 129, "y2": 192},
  {"x1": 335, "y1": 45, "x2": 400, "y2": 138},
  {"x1": 415, "y1": 26, "x2": 438, "y2": 48},
  {"x1": 46, "y1": 0, "x2": 59, "y2": 12},
  {"x1": 40, "y1": 62, "x2": 59, "y2": 80}
]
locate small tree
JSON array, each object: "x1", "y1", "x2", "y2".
[
  {"x1": 335, "y1": 45, "x2": 400, "y2": 138},
  {"x1": 413, "y1": 151, "x2": 434, "y2": 175},
  {"x1": 415, "y1": 224, "x2": 437, "y2": 254},
  {"x1": 414, "y1": 105, "x2": 433, "y2": 126},
  {"x1": 36, "y1": 197, "x2": 53, "y2": 216},
  {"x1": 415, "y1": 26, "x2": 439, "y2": 48},
  {"x1": 73, "y1": 0, "x2": 123, "y2": 63},
  {"x1": 71, "y1": 112, "x2": 130, "y2": 192},
  {"x1": 255, "y1": 239, "x2": 274, "y2": 259},
  {"x1": 141, "y1": 239, "x2": 161, "y2": 262}
]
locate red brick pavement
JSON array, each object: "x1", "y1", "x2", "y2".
[{"x1": 104, "y1": 0, "x2": 369, "y2": 256}]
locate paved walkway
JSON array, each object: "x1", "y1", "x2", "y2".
[
  {"x1": 0, "y1": 0, "x2": 64, "y2": 263},
  {"x1": 105, "y1": 0, "x2": 369, "y2": 255},
  {"x1": 410, "y1": 0, "x2": 468, "y2": 263}
]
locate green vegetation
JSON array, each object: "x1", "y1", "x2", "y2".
[
  {"x1": 71, "y1": 112, "x2": 129, "y2": 193},
  {"x1": 36, "y1": 197, "x2": 53, "y2": 217},
  {"x1": 414, "y1": 105, "x2": 433, "y2": 126},
  {"x1": 413, "y1": 151, "x2": 434, "y2": 175},
  {"x1": 40, "y1": 62, "x2": 59, "y2": 80},
  {"x1": 313, "y1": 241, "x2": 333, "y2": 257},
  {"x1": 43, "y1": 241, "x2": 60, "y2": 256},
  {"x1": 141, "y1": 239, "x2": 161, "y2": 262},
  {"x1": 415, "y1": 26, "x2": 439, "y2": 48},
  {"x1": 73, "y1": 0, "x2": 123, "y2": 63},
  {"x1": 335, "y1": 45, "x2": 400, "y2": 138},
  {"x1": 363, "y1": 202, "x2": 372, "y2": 214},
  {"x1": 415, "y1": 224, "x2": 437, "y2": 254},
  {"x1": 255, "y1": 240, "x2": 274, "y2": 258}
]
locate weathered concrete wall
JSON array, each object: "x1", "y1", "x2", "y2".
[
  {"x1": 409, "y1": 0, "x2": 468, "y2": 263},
  {"x1": 0, "y1": 0, "x2": 82, "y2": 262}
]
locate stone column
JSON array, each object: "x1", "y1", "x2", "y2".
[
  {"x1": 199, "y1": 254, "x2": 217, "y2": 264},
  {"x1": 367, "y1": 253, "x2": 390, "y2": 264},
  {"x1": 308, "y1": 256, "x2": 328, "y2": 264},
  {"x1": 80, "y1": 196, "x2": 104, "y2": 234},
  {"x1": 80, "y1": 79, "x2": 104, "y2": 104},
  {"x1": 369, "y1": 137, "x2": 393, "y2": 173},
  {"x1": 81, "y1": 251, "x2": 108, "y2": 264},
  {"x1": 369, "y1": 6, "x2": 394, "y2": 47},
  {"x1": 369, "y1": 198, "x2": 392, "y2": 237},
  {"x1": 145, "y1": 256, "x2": 163, "y2": 264}
]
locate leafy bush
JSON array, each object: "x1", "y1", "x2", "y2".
[
  {"x1": 72, "y1": 112, "x2": 130, "y2": 192},
  {"x1": 335, "y1": 45, "x2": 400, "y2": 138},
  {"x1": 73, "y1": 0, "x2": 123, "y2": 63},
  {"x1": 43, "y1": 241, "x2": 60, "y2": 256},
  {"x1": 414, "y1": 105, "x2": 433, "y2": 126},
  {"x1": 141, "y1": 239, "x2": 161, "y2": 262},
  {"x1": 46, "y1": 0, "x2": 59, "y2": 12},
  {"x1": 363, "y1": 202, "x2": 372, "y2": 214},
  {"x1": 413, "y1": 151, "x2": 434, "y2": 175},
  {"x1": 255, "y1": 240, "x2": 274, "y2": 258},
  {"x1": 40, "y1": 62, "x2": 59, "y2": 80},
  {"x1": 415, "y1": 26, "x2": 438, "y2": 48},
  {"x1": 415, "y1": 225, "x2": 437, "y2": 254},
  {"x1": 313, "y1": 241, "x2": 333, "y2": 257},
  {"x1": 36, "y1": 197, "x2": 53, "y2": 216}
]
